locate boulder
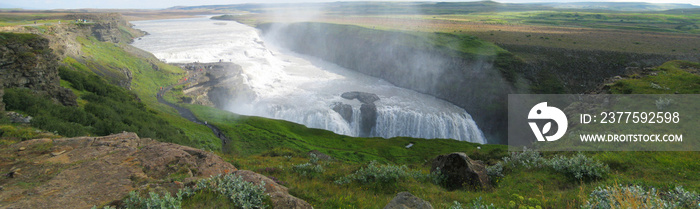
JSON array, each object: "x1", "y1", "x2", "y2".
[
  {"x1": 331, "y1": 102, "x2": 353, "y2": 123},
  {"x1": 360, "y1": 103, "x2": 377, "y2": 137},
  {"x1": 341, "y1": 91, "x2": 380, "y2": 104},
  {"x1": 430, "y1": 152, "x2": 490, "y2": 190},
  {"x1": 383, "y1": 192, "x2": 433, "y2": 209}
]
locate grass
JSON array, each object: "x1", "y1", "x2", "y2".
[
  {"x1": 211, "y1": 148, "x2": 699, "y2": 208},
  {"x1": 0, "y1": 13, "x2": 73, "y2": 27},
  {"x1": 156, "y1": 98, "x2": 699, "y2": 207},
  {"x1": 184, "y1": 103, "x2": 506, "y2": 164},
  {"x1": 610, "y1": 60, "x2": 700, "y2": 94}
]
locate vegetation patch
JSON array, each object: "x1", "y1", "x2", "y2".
[
  {"x1": 487, "y1": 148, "x2": 609, "y2": 185},
  {"x1": 610, "y1": 60, "x2": 700, "y2": 94},
  {"x1": 117, "y1": 173, "x2": 269, "y2": 209}
]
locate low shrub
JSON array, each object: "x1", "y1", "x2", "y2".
[
  {"x1": 122, "y1": 191, "x2": 183, "y2": 209},
  {"x1": 4, "y1": 70, "x2": 190, "y2": 145},
  {"x1": 292, "y1": 162, "x2": 324, "y2": 177},
  {"x1": 501, "y1": 147, "x2": 547, "y2": 169},
  {"x1": 666, "y1": 186, "x2": 700, "y2": 208},
  {"x1": 292, "y1": 153, "x2": 324, "y2": 177},
  {"x1": 486, "y1": 149, "x2": 609, "y2": 182},
  {"x1": 334, "y1": 161, "x2": 412, "y2": 186},
  {"x1": 583, "y1": 184, "x2": 700, "y2": 209},
  {"x1": 448, "y1": 197, "x2": 498, "y2": 209},
  {"x1": 547, "y1": 152, "x2": 609, "y2": 180},
  {"x1": 185, "y1": 174, "x2": 269, "y2": 209},
  {"x1": 112, "y1": 173, "x2": 269, "y2": 209},
  {"x1": 485, "y1": 147, "x2": 545, "y2": 180}
]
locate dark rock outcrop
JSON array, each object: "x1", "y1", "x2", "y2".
[
  {"x1": 384, "y1": 192, "x2": 434, "y2": 209},
  {"x1": 341, "y1": 91, "x2": 380, "y2": 137},
  {"x1": 0, "y1": 86, "x2": 4, "y2": 112},
  {"x1": 175, "y1": 62, "x2": 248, "y2": 109},
  {"x1": 0, "y1": 33, "x2": 77, "y2": 106},
  {"x1": 91, "y1": 22, "x2": 123, "y2": 43},
  {"x1": 0, "y1": 132, "x2": 310, "y2": 209},
  {"x1": 66, "y1": 13, "x2": 145, "y2": 44},
  {"x1": 331, "y1": 102, "x2": 353, "y2": 123},
  {"x1": 360, "y1": 103, "x2": 377, "y2": 137},
  {"x1": 341, "y1": 91, "x2": 380, "y2": 104},
  {"x1": 431, "y1": 152, "x2": 491, "y2": 190}
]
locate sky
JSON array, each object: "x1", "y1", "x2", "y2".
[{"x1": 1, "y1": 0, "x2": 698, "y2": 10}]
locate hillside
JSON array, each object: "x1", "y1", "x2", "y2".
[{"x1": 1, "y1": 10, "x2": 699, "y2": 209}]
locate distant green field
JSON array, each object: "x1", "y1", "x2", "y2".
[{"x1": 0, "y1": 13, "x2": 72, "y2": 26}]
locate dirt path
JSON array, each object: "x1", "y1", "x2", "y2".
[{"x1": 157, "y1": 83, "x2": 231, "y2": 152}]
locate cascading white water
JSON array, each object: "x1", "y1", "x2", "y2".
[{"x1": 131, "y1": 16, "x2": 487, "y2": 144}]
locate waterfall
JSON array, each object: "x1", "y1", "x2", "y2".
[{"x1": 132, "y1": 17, "x2": 487, "y2": 144}]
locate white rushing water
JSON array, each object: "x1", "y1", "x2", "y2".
[{"x1": 131, "y1": 17, "x2": 486, "y2": 143}]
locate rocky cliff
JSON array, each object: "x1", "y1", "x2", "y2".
[
  {"x1": 175, "y1": 62, "x2": 252, "y2": 109},
  {"x1": 0, "y1": 13, "x2": 145, "y2": 90},
  {"x1": 0, "y1": 132, "x2": 310, "y2": 208},
  {"x1": 0, "y1": 33, "x2": 77, "y2": 106},
  {"x1": 66, "y1": 13, "x2": 145, "y2": 44}
]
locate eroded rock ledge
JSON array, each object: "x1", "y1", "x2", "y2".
[{"x1": 0, "y1": 132, "x2": 310, "y2": 208}]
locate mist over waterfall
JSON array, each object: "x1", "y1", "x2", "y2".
[{"x1": 131, "y1": 17, "x2": 487, "y2": 144}]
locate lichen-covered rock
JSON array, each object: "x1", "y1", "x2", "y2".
[
  {"x1": 384, "y1": 192, "x2": 433, "y2": 209},
  {"x1": 430, "y1": 152, "x2": 491, "y2": 190},
  {"x1": 233, "y1": 170, "x2": 313, "y2": 209}
]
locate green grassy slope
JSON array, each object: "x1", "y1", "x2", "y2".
[
  {"x1": 185, "y1": 104, "x2": 506, "y2": 164},
  {"x1": 66, "y1": 34, "x2": 223, "y2": 150}
]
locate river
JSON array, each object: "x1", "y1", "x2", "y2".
[{"x1": 131, "y1": 17, "x2": 486, "y2": 143}]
